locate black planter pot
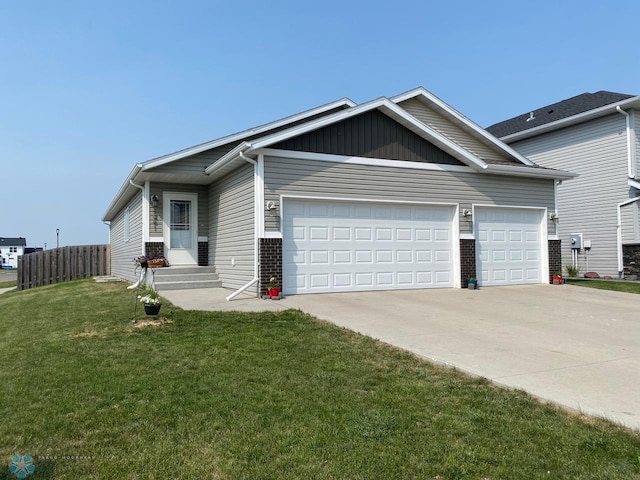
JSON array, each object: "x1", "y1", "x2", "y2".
[{"x1": 144, "y1": 304, "x2": 161, "y2": 316}]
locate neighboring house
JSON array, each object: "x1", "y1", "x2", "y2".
[
  {"x1": 103, "y1": 87, "x2": 574, "y2": 296},
  {"x1": 0, "y1": 237, "x2": 26, "y2": 269},
  {"x1": 487, "y1": 91, "x2": 640, "y2": 278}
]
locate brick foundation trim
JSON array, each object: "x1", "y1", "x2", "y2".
[
  {"x1": 260, "y1": 238, "x2": 282, "y2": 296},
  {"x1": 145, "y1": 242, "x2": 164, "y2": 259},
  {"x1": 548, "y1": 239, "x2": 562, "y2": 283},
  {"x1": 198, "y1": 242, "x2": 209, "y2": 266},
  {"x1": 623, "y1": 243, "x2": 640, "y2": 278},
  {"x1": 460, "y1": 238, "x2": 476, "y2": 288}
]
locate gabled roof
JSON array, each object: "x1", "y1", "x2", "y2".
[
  {"x1": 0, "y1": 237, "x2": 26, "y2": 246},
  {"x1": 487, "y1": 91, "x2": 638, "y2": 140}
]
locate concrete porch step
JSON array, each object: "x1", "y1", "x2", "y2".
[{"x1": 149, "y1": 266, "x2": 221, "y2": 291}]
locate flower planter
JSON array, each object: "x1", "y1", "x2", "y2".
[
  {"x1": 467, "y1": 280, "x2": 478, "y2": 290},
  {"x1": 552, "y1": 276, "x2": 563, "y2": 285},
  {"x1": 268, "y1": 287, "x2": 281, "y2": 298},
  {"x1": 147, "y1": 260, "x2": 165, "y2": 268},
  {"x1": 144, "y1": 304, "x2": 162, "y2": 316}
]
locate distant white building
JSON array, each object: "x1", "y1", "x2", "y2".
[{"x1": 0, "y1": 237, "x2": 26, "y2": 269}]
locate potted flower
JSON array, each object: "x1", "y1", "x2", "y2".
[
  {"x1": 134, "y1": 255, "x2": 149, "y2": 269},
  {"x1": 138, "y1": 288, "x2": 162, "y2": 315},
  {"x1": 467, "y1": 276, "x2": 478, "y2": 289},
  {"x1": 552, "y1": 272, "x2": 563, "y2": 285},
  {"x1": 147, "y1": 255, "x2": 169, "y2": 268},
  {"x1": 267, "y1": 277, "x2": 281, "y2": 298}
]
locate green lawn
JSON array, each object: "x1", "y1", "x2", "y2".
[
  {"x1": 566, "y1": 278, "x2": 640, "y2": 294},
  {"x1": 1, "y1": 281, "x2": 640, "y2": 479}
]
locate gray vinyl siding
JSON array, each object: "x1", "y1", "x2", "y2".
[
  {"x1": 151, "y1": 147, "x2": 230, "y2": 176},
  {"x1": 510, "y1": 114, "x2": 629, "y2": 276},
  {"x1": 263, "y1": 156, "x2": 555, "y2": 234},
  {"x1": 398, "y1": 98, "x2": 519, "y2": 166},
  {"x1": 109, "y1": 192, "x2": 143, "y2": 282},
  {"x1": 209, "y1": 163, "x2": 256, "y2": 292},
  {"x1": 149, "y1": 183, "x2": 209, "y2": 238}
]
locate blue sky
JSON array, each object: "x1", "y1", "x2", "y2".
[{"x1": 2, "y1": 0, "x2": 638, "y2": 248}]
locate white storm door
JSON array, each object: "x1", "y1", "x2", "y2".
[
  {"x1": 283, "y1": 199, "x2": 455, "y2": 295},
  {"x1": 475, "y1": 207, "x2": 544, "y2": 286},
  {"x1": 163, "y1": 193, "x2": 198, "y2": 265}
]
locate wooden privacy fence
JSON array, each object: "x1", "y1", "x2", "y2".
[{"x1": 17, "y1": 245, "x2": 111, "y2": 290}]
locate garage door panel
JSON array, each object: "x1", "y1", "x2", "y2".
[
  {"x1": 476, "y1": 207, "x2": 544, "y2": 287},
  {"x1": 283, "y1": 199, "x2": 455, "y2": 294}
]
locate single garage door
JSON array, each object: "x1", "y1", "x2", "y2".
[
  {"x1": 475, "y1": 207, "x2": 544, "y2": 286},
  {"x1": 283, "y1": 199, "x2": 455, "y2": 294}
]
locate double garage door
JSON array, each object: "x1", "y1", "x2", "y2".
[{"x1": 283, "y1": 199, "x2": 455, "y2": 295}]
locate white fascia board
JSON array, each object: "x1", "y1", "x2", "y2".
[
  {"x1": 141, "y1": 98, "x2": 356, "y2": 171},
  {"x1": 204, "y1": 142, "x2": 252, "y2": 175},
  {"x1": 485, "y1": 164, "x2": 577, "y2": 180},
  {"x1": 391, "y1": 87, "x2": 535, "y2": 166},
  {"x1": 628, "y1": 179, "x2": 640, "y2": 190},
  {"x1": 102, "y1": 164, "x2": 143, "y2": 221},
  {"x1": 249, "y1": 98, "x2": 489, "y2": 170},
  {"x1": 259, "y1": 148, "x2": 475, "y2": 173},
  {"x1": 500, "y1": 96, "x2": 640, "y2": 143}
]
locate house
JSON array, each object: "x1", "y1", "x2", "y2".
[
  {"x1": 0, "y1": 237, "x2": 26, "y2": 269},
  {"x1": 102, "y1": 87, "x2": 574, "y2": 296},
  {"x1": 487, "y1": 91, "x2": 640, "y2": 278}
]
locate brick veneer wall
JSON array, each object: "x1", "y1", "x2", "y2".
[
  {"x1": 198, "y1": 242, "x2": 209, "y2": 266},
  {"x1": 623, "y1": 244, "x2": 640, "y2": 278},
  {"x1": 145, "y1": 242, "x2": 164, "y2": 259},
  {"x1": 260, "y1": 238, "x2": 282, "y2": 296},
  {"x1": 460, "y1": 238, "x2": 476, "y2": 288},
  {"x1": 548, "y1": 239, "x2": 562, "y2": 283}
]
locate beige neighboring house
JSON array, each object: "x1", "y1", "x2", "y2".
[{"x1": 488, "y1": 91, "x2": 640, "y2": 278}]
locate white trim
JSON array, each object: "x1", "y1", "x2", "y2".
[
  {"x1": 391, "y1": 87, "x2": 536, "y2": 166},
  {"x1": 257, "y1": 154, "x2": 265, "y2": 237},
  {"x1": 628, "y1": 179, "x2": 640, "y2": 190},
  {"x1": 143, "y1": 181, "x2": 150, "y2": 242},
  {"x1": 163, "y1": 192, "x2": 199, "y2": 265},
  {"x1": 459, "y1": 233, "x2": 475, "y2": 240},
  {"x1": 263, "y1": 231, "x2": 283, "y2": 239},
  {"x1": 259, "y1": 148, "x2": 475, "y2": 173},
  {"x1": 499, "y1": 96, "x2": 640, "y2": 143},
  {"x1": 149, "y1": 236, "x2": 164, "y2": 242},
  {"x1": 143, "y1": 98, "x2": 356, "y2": 171},
  {"x1": 548, "y1": 235, "x2": 560, "y2": 240},
  {"x1": 485, "y1": 164, "x2": 576, "y2": 180},
  {"x1": 248, "y1": 98, "x2": 489, "y2": 170},
  {"x1": 197, "y1": 236, "x2": 208, "y2": 242},
  {"x1": 280, "y1": 193, "x2": 459, "y2": 209},
  {"x1": 473, "y1": 204, "x2": 549, "y2": 285}
]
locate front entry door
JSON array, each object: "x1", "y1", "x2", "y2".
[{"x1": 163, "y1": 192, "x2": 198, "y2": 265}]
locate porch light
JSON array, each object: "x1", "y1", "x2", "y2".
[
  {"x1": 461, "y1": 209, "x2": 472, "y2": 218},
  {"x1": 151, "y1": 195, "x2": 159, "y2": 208},
  {"x1": 549, "y1": 212, "x2": 559, "y2": 224}
]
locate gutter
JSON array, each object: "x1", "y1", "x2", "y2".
[
  {"x1": 226, "y1": 150, "x2": 262, "y2": 301},
  {"x1": 616, "y1": 196, "x2": 640, "y2": 277},
  {"x1": 485, "y1": 164, "x2": 577, "y2": 180},
  {"x1": 616, "y1": 106, "x2": 635, "y2": 179}
]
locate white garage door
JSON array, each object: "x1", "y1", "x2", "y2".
[
  {"x1": 475, "y1": 207, "x2": 544, "y2": 286},
  {"x1": 282, "y1": 199, "x2": 455, "y2": 294}
]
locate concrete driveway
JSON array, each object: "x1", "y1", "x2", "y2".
[{"x1": 162, "y1": 284, "x2": 640, "y2": 431}]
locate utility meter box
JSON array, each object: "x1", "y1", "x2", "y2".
[
  {"x1": 570, "y1": 233, "x2": 583, "y2": 249},
  {"x1": 583, "y1": 239, "x2": 592, "y2": 250}
]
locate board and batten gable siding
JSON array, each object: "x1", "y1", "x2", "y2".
[
  {"x1": 398, "y1": 98, "x2": 519, "y2": 166},
  {"x1": 110, "y1": 192, "x2": 143, "y2": 282},
  {"x1": 149, "y1": 183, "x2": 209, "y2": 238},
  {"x1": 271, "y1": 110, "x2": 464, "y2": 166},
  {"x1": 263, "y1": 156, "x2": 555, "y2": 234},
  {"x1": 208, "y1": 163, "x2": 256, "y2": 292},
  {"x1": 510, "y1": 113, "x2": 629, "y2": 276}
]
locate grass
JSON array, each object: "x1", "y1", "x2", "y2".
[
  {"x1": 0, "y1": 269, "x2": 16, "y2": 288},
  {"x1": 1, "y1": 280, "x2": 640, "y2": 479},
  {"x1": 566, "y1": 278, "x2": 640, "y2": 294}
]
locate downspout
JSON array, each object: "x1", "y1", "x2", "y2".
[
  {"x1": 616, "y1": 196, "x2": 640, "y2": 278},
  {"x1": 226, "y1": 150, "x2": 261, "y2": 301},
  {"x1": 616, "y1": 106, "x2": 634, "y2": 179}
]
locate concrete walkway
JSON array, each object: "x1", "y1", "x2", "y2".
[{"x1": 161, "y1": 284, "x2": 640, "y2": 431}]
